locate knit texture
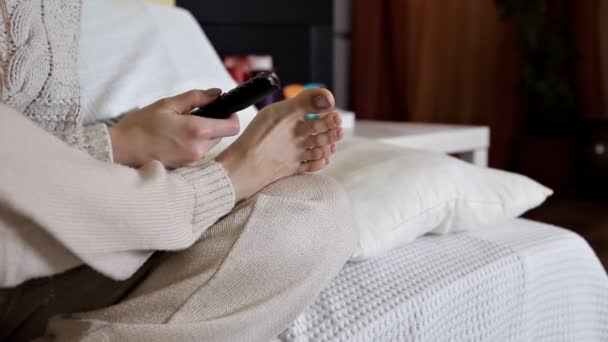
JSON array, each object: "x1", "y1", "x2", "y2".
[
  {"x1": 0, "y1": 105, "x2": 236, "y2": 286},
  {"x1": 42, "y1": 175, "x2": 357, "y2": 342},
  {"x1": 273, "y1": 219, "x2": 608, "y2": 341},
  {"x1": 174, "y1": 163, "x2": 235, "y2": 234},
  {"x1": 0, "y1": 0, "x2": 112, "y2": 161}
]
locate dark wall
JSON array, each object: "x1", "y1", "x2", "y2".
[{"x1": 177, "y1": 0, "x2": 334, "y2": 89}]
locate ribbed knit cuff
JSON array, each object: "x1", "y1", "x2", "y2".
[
  {"x1": 174, "y1": 161, "x2": 236, "y2": 233},
  {"x1": 52, "y1": 123, "x2": 114, "y2": 163},
  {"x1": 82, "y1": 123, "x2": 114, "y2": 163}
]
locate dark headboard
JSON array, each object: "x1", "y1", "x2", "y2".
[{"x1": 177, "y1": 0, "x2": 334, "y2": 91}]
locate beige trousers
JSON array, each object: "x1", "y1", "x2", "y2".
[{"x1": 43, "y1": 174, "x2": 357, "y2": 341}]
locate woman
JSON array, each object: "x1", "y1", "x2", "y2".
[{"x1": 0, "y1": 1, "x2": 356, "y2": 340}]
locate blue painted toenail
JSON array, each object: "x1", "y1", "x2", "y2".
[{"x1": 305, "y1": 113, "x2": 320, "y2": 121}]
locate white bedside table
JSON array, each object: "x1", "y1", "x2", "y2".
[{"x1": 347, "y1": 120, "x2": 491, "y2": 167}]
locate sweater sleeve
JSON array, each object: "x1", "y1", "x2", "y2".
[
  {"x1": 53, "y1": 123, "x2": 114, "y2": 162},
  {"x1": 0, "y1": 104, "x2": 235, "y2": 285}
]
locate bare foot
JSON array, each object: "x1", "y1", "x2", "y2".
[{"x1": 216, "y1": 88, "x2": 344, "y2": 202}]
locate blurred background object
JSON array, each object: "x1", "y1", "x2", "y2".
[
  {"x1": 348, "y1": 0, "x2": 607, "y2": 187},
  {"x1": 178, "y1": 0, "x2": 348, "y2": 105},
  {"x1": 178, "y1": 0, "x2": 353, "y2": 120}
]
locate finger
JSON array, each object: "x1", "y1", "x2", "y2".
[
  {"x1": 175, "y1": 137, "x2": 222, "y2": 167},
  {"x1": 298, "y1": 158, "x2": 329, "y2": 173},
  {"x1": 301, "y1": 145, "x2": 332, "y2": 162},
  {"x1": 183, "y1": 114, "x2": 240, "y2": 139},
  {"x1": 296, "y1": 111, "x2": 342, "y2": 135},
  {"x1": 196, "y1": 137, "x2": 222, "y2": 156},
  {"x1": 162, "y1": 88, "x2": 222, "y2": 114},
  {"x1": 199, "y1": 137, "x2": 222, "y2": 150},
  {"x1": 303, "y1": 127, "x2": 344, "y2": 148}
]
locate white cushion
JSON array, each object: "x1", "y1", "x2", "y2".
[
  {"x1": 320, "y1": 138, "x2": 553, "y2": 260},
  {"x1": 79, "y1": 0, "x2": 256, "y2": 155}
]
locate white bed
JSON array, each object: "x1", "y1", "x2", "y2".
[{"x1": 274, "y1": 219, "x2": 608, "y2": 341}]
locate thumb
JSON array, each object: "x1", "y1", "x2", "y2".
[
  {"x1": 183, "y1": 114, "x2": 241, "y2": 139},
  {"x1": 162, "y1": 89, "x2": 222, "y2": 114}
]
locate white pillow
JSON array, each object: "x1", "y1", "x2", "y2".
[
  {"x1": 320, "y1": 138, "x2": 553, "y2": 260},
  {"x1": 79, "y1": 0, "x2": 256, "y2": 155}
]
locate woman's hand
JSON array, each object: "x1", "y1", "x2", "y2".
[{"x1": 109, "y1": 89, "x2": 240, "y2": 168}]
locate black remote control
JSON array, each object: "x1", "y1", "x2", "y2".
[{"x1": 191, "y1": 71, "x2": 281, "y2": 119}]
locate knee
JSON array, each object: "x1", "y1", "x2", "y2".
[
  {"x1": 263, "y1": 174, "x2": 347, "y2": 207},
  {"x1": 299, "y1": 175, "x2": 358, "y2": 272},
  {"x1": 263, "y1": 174, "x2": 358, "y2": 257}
]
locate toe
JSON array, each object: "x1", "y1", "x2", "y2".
[
  {"x1": 284, "y1": 88, "x2": 335, "y2": 117},
  {"x1": 301, "y1": 145, "x2": 332, "y2": 162},
  {"x1": 298, "y1": 158, "x2": 329, "y2": 173},
  {"x1": 258, "y1": 88, "x2": 335, "y2": 123},
  {"x1": 298, "y1": 88, "x2": 335, "y2": 113},
  {"x1": 296, "y1": 111, "x2": 342, "y2": 136},
  {"x1": 303, "y1": 127, "x2": 344, "y2": 148}
]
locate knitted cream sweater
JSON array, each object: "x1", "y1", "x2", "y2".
[
  {"x1": 0, "y1": 1, "x2": 236, "y2": 287},
  {"x1": 0, "y1": 0, "x2": 111, "y2": 161}
]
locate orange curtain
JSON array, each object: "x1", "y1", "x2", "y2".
[{"x1": 350, "y1": 0, "x2": 521, "y2": 168}]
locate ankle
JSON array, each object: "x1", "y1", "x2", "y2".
[{"x1": 216, "y1": 152, "x2": 249, "y2": 203}]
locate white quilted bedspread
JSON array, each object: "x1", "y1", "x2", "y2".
[{"x1": 274, "y1": 219, "x2": 608, "y2": 341}]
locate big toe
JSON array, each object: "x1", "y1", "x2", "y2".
[
  {"x1": 298, "y1": 88, "x2": 335, "y2": 114},
  {"x1": 299, "y1": 88, "x2": 335, "y2": 112},
  {"x1": 268, "y1": 88, "x2": 335, "y2": 118}
]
